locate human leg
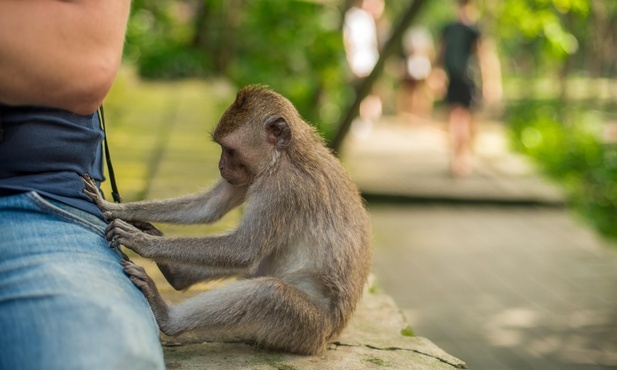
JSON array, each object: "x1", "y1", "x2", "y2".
[
  {"x1": 448, "y1": 104, "x2": 474, "y2": 177},
  {"x1": 445, "y1": 74, "x2": 476, "y2": 177},
  {"x1": 0, "y1": 192, "x2": 165, "y2": 370}
]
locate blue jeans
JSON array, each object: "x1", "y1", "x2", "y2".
[{"x1": 0, "y1": 192, "x2": 165, "y2": 370}]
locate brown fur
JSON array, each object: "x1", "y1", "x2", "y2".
[{"x1": 82, "y1": 86, "x2": 372, "y2": 355}]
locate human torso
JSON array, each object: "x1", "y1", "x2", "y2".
[
  {"x1": 442, "y1": 22, "x2": 480, "y2": 77},
  {"x1": 0, "y1": 105, "x2": 105, "y2": 218}
]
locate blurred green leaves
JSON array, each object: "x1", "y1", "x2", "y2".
[
  {"x1": 124, "y1": 0, "x2": 352, "y2": 138},
  {"x1": 507, "y1": 99, "x2": 617, "y2": 241},
  {"x1": 497, "y1": 0, "x2": 589, "y2": 60},
  {"x1": 500, "y1": 0, "x2": 617, "y2": 241},
  {"x1": 125, "y1": 1, "x2": 209, "y2": 78}
]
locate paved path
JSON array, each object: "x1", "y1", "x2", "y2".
[
  {"x1": 342, "y1": 117, "x2": 617, "y2": 370},
  {"x1": 112, "y1": 81, "x2": 617, "y2": 369},
  {"x1": 342, "y1": 116, "x2": 564, "y2": 205}
]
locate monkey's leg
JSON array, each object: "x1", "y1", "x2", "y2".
[
  {"x1": 159, "y1": 278, "x2": 333, "y2": 355},
  {"x1": 121, "y1": 260, "x2": 172, "y2": 329},
  {"x1": 156, "y1": 262, "x2": 237, "y2": 290}
]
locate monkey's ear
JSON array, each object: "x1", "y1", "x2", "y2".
[{"x1": 264, "y1": 116, "x2": 291, "y2": 149}]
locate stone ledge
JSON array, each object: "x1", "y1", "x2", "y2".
[{"x1": 160, "y1": 277, "x2": 467, "y2": 370}]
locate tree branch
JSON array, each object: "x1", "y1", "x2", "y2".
[{"x1": 328, "y1": 0, "x2": 430, "y2": 153}]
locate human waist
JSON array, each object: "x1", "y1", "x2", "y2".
[{"x1": 0, "y1": 104, "x2": 106, "y2": 218}]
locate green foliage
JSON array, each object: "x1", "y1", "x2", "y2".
[
  {"x1": 125, "y1": 0, "x2": 352, "y2": 138},
  {"x1": 495, "y1": 0, "x2": 591, "y2": 75},
  {"x1": 223, "y1": 0, "x2": 351, "y2": 137},
  {"x1": 507, "y1": 99, "x2": 617, "y2": 241},
  {"x1": 125, "y1": 1, "x2": 212, "y2": 78},
  {"x1": 136, "y1": 43, "x2": 213, "y2": 79}
]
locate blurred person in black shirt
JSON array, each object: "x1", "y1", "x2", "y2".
[{"x1": 439, "y1": 0, "x2": 501, "y2": 177}]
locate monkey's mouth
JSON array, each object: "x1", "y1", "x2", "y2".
[
  {"x1": 222, "y1": 175, "x2": 245, "y2": 187},
  {"x1": 220, "y1": 170, "x2": 251, "y2": 187}
]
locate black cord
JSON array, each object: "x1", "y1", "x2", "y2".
[
  {"x1": 0, "y1": 109, "x2": 4, "y2": 143},
  {"x1": 98, "y1": 106, "x2": 122, "y2": 203}
]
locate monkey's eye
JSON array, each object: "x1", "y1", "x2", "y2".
[{"x1": 224, "y1": 147, "x2": 235, "y2": 156}]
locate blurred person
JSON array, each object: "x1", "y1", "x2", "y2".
[
  {"x1": 344, "y1": 0, "x2": 385, "y2": 139},
  {"x1": 438, "y1": 0, "x2": 502, "y2": 177},
  {"x1": 343, "y1": 0, "x2": 385, "y2": 78},
  {"x1": 397, "y1": 26, "x2": 438, "y2": 123},
  {"x1": 0, "y1": 2, "x2": 165, "y2": 369}
]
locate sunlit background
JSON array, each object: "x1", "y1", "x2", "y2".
[{"x1": 101, "y1": 1, "x2": 617, "y2": 369}]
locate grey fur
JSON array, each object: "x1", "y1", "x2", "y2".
[{"x1": 82, "y1": 86, "x2": 372, "y2": 355}]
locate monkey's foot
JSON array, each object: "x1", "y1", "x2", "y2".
[
  {"x1": 121, "y1": 260, "x2": 159, "y2": 299},
  {"x1": 121, "y1": 260, "x2": 172, "y2": 330}
]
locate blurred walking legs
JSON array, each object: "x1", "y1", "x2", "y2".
[{"x1": 448, "y1": 105, "x2": 475, "y2": 177}]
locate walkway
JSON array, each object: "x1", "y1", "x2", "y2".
[
  {"x1": 342, "y1": 117, "x2": 617, "y2": 370},
  {"x1": 107, "y1": 76, "x2": 617, "y2": 368}
]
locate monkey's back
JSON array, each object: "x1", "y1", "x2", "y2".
[
  {"x1": 279, "y1": 142, "x2": 372, "y2": 336},
  {"x1": 238, "y1": 86, "x2": 372, "y2": 339}
]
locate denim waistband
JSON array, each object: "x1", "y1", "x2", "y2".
[{"x1": 0, "y1": 191, "x2": 108, "y2": 237}]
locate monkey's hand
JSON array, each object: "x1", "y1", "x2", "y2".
[
  {"x1": 107, "y1": 219, "x2": 159, "y2": 257},
  {"x1": 81, "y1": 174, "x2": 122, "y2": 220}
]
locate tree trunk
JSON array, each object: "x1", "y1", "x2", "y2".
[{"x1": 191, "y1": 0, "x2": 243, "y2": 74}]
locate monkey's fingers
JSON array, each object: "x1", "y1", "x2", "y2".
[
  {"x1": 81, "y1": 174, "x2": 103, "y2": 203},
  {"x1": 106, "y1": 219, "x2": 135, "y2": 239},
  {"x1": 82, "y1": 189, "x2": 100, "y2": 202},
  {"x1": 106, "y1": 222, "x2": 118, "y2": 243},
  {"x1": 121, "y1": 260, "x2": 155, "y2": 292},
  {"x1": 81, "y1": 174, "x2": 98, "y2": 192},
  {"x1": 128, "y1": 275, "x2": 149, "y2": 293},
  {"x1": 106, "y1": 219, "x2": 135, "y2": 248},
  {"x1": 129, "y1": 220, "x2": 164, "y2": 237},
  {"x1": 122, "y1": 261, "x2": 142, "y2": 278},
  {"x1": 122, "y1": 260, "x2": 145, "y2": 273},
  {"x1": 120, "y1": 259, "x2": 141, "y2": 271},
  {"x1": 109, "y1": 235, "x2": 120, "y2": 249}
]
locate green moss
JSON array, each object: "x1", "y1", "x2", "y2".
[
  {"x1": 274, "y1": 365, "x2": 298, "y2": 370},
  {"x1": 400, "y1": 325, "x2": 415, "y2": 337},
  {"x1": 365, "y1": 357, "x2": 386, "y2": 366}
]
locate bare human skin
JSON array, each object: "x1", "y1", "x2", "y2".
[
  {"x1": 0, "y1": 0, "x2": 131, "y2": 114},
  {"x1": 82, "y1": 86, "x2": 372, "y2": 355}
]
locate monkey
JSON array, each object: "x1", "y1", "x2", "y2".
[{"x1": 82, "y1": 85, "x2": 372, "y2": 355}]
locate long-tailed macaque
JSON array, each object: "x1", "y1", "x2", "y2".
[{"x1": 82, "y1": 86, "x2": 372, "y2": 355}]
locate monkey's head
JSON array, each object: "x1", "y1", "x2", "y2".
[{"x1": 212, "y1": 86, "x2": 297, "y2": 186}]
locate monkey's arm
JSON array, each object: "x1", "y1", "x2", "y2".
[
  {"x1": 107, "y1": 214, "x2": 272, "y2": 273},
  {"x1": 82, "y1": 175, "x2": 246, "y2": 224}
]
